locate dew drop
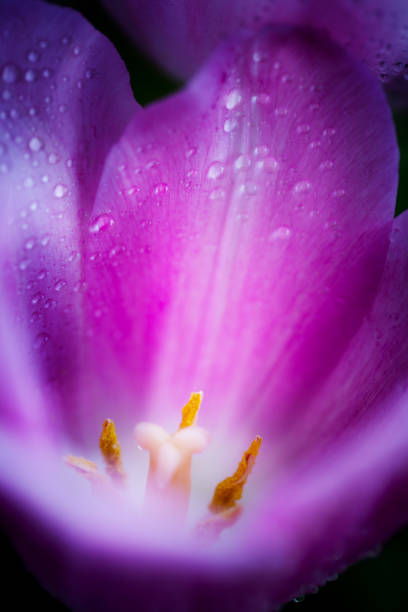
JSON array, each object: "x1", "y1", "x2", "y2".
[
  {"x1": 242, "y1": 181, "x2": 257, "y2": 195},
  {"x1": 225, "y1": 89, "x2": 242, "y2": 110},
  {"x1": 207, "y1": 161, "x2": 225, "y2": 180},
  {"x1": 37, "y1": 269, "x2": 47, "y2": 280},
  {"x1": 34, "y1": 332, "x2": 50, "y2": 349},
  {"x1": 28, "y1": 136, "x2": 43, "y2": 152},
  {"x1": 48, "y1": 153, "x2": 59, "y2": 165},
  {"x1": 253, "y1": 145, "x2": 269, "y2": 158},
  {"x1": 40, "y1": 234, "x2": 50, "y2": 246},
  {"x1": 24, "y1": 69, "x2": 37, "y2": 83},
  {"x1": 234, "y1": 154, "x2": 251, "y2": 171},
  {"x1": 209, "y1": 188, "x2": 226, "y2": 200},
  {"x1": 224, "y1": 118, "x2": 237, "y2": 133},
  {"x1": 319, "y1": 160, "x2": 334, "y2": 171},
  {"x1": 31, "y1": 291, "x2": 43, "y2": 305},
  {"x1": 24, "y1": 237, "x2": 35, "y2": 250},
  {"x1": 26, "y1": 50, "x2": 39, "y2": 63},
  {"x1": 293, "y1": 180, "x2": 312, "y2": 194},
  {"x1": 19, "y1": 259, "x2": 30, "y2": 271},
  {"x1": 261, "y1": 156, "x2": 279, "y2": 172},
  {"x1": 89, "y1": 213, "x2": 114, "y2": 234},
  {"x1": 296, "y1": 124, "x2": 311, "y2": 134},
  {"x1": 54, "y1": 279, "x2": 67, "y2": 291},
  {"x1": 53, "y1": 183, "x2": 68, "y2": 198},
  {"x1": 44, "y1": 298, "x2": 56, "y2": 309},
  {"x1": 153, "y1": 182, "x2": 169, "y2": 195},
  {"x1": 2, "y1": 63, "x2": 20, "y2": 83},
  {"x1": 269, "y1": 226, "x2": 292, "y2": 241}
]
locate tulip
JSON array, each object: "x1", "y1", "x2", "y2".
[{"x1": 1, "y1": 1, "x2": 408, "y2": 611}]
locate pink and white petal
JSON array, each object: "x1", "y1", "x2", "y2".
[
  {"x1": 102, "y1": 0, "x2": 408, "y2": 83},
  {"x1": 84, "y1": 27, "x2": 398, "y2": 443},
  {"x1": 0, "y1": 0, "x2": 137, "y2": 438}
]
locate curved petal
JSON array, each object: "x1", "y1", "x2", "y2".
[
  {"x1": 280, "y1": 211, "x2": 408, "y2": 461},
  {"x1": 102, "y1": 0, "x2": 408, "y2": 83},
  {"x1": 0, "y1": 0, "x2": 137, "y2": 438},
  {"x1": 84, "y1": 27, "x2": 398, "y2": 444}
]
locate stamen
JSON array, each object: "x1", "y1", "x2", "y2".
[
  {"x1": 195, "y1": 435, "x2": 262, "y2": 543},
  {"x1": 209, "y1": 435, "x2": 262, "y2": 514},
  {"x1": 99, "y1": 418, "x2": 126, "y2": 485},
  {"x1": 178, "y1": 391, "x2": 202, "y2": 429}
]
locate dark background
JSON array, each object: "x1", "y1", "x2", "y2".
[{"x1": 2, "y1": 1, "x2": 408, "y2": 610}]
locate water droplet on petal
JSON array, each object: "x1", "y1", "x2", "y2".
[
  {"x1": 19, "y1": 259, "x2": 30, "y2": 271},
  {"x1": 153, "y1": 182, "x2": 169, "y2": 195},
  {"x1": 54, "y1": 279, "x2": 66, "y2": 291},
  {"x1": 53, "y1": 184, "x2": 67, "y2": 198},
  {"x1": 2, "y1": 63, "x2": 20, "y2": 83},
  {"x1": 293, "y1": 180, "x2": 312, "y2": 194},
  {"x1": 207, "y1": 161, "x2": 225, "y2": 179},
  {"x1": 261, "y1": 157, "x2": 279, "y2": 172},
  {"x1": 26, "y1": 50, "x2": 39, "y2": 63},
  {"x1": 234, "y1": 155, "x2": 251, "y2": 171},
  {"x1": 253, "y1": 145, "x2": 269, "y2": 158},
  {"x1": 24, "y1": 69, "x2": 37, "y2": 83},
  {"x1": 24, "y1": 238, "x2": 35, "y2": 250},
  {"x1": 34, "y1": 332, "x2": 50, "y2": 349},
  {"x1": 225, "y1": 89, "x2": 242, "y2": 110},
  {"x1": 89, "y1": 213, "x2": 114, "y2": 234},
  {"x1": 269, "y1": 226, "x2": 292, "y2": 241},
  {"x1": 224, "y1": 118, "x2": 237, "y2": 133},
  {"x1": 28, "y1": 136, "x2": 43, "y2": 152},
  {"x1": 242, "y1": 181, "x2": 257, "y2": 195},
  {"x1": 48, "y1": 153, "x2": 59, "y2": 165}
]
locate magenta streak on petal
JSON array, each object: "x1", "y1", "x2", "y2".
[
  {"x1": 84, "y1": 27, "x2": 398, "y2": 447},
  {"x1": 101, "y1": 0, "x2": 408, "y2": 84}
]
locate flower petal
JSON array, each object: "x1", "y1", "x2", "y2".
[
  {"x1": 84, "y1": 27, "x2": 398, "y2": 440},
  {"x1": 0, "y1": 0, "x2": 137, "y2": 436},
  {"x1": 102, "y1": 0, "x2": 408, "y2": 83},
  {"x1": 281, "y1": 212, "x2": 408, "y2": 460}
]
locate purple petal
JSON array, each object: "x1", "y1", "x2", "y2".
[
  {"x1": 102, "y1": 0, "x2": 408, "y2": 83},
  {"x1": 85, "y1": 27, "x2": 398, "y2": 440},
  {"x1": 0, "y1": 19, "x2": 405, "y2": 612},
  {"x1": 0, "y1": 0, "x2": 137, "y2": 437}
]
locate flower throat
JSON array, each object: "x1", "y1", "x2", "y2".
[{"x1": 65, "y1": 393, "x2": 262, "y2": 542}]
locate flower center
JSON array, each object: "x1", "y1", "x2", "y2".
[{"x1": 65, "y1": 393, "x2": 262, "y2": 542}]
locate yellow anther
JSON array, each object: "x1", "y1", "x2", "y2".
[
  {"x1": 178, "y1": 391, "x2": 203, "y2": 430},
  {"x1": 209, "y1": 435, "x2": 262, "y2": 514},
  {"x1": 99, "y1": 418, "x2": 126, "y2": 485}
]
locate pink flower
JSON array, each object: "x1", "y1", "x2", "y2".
[{"x1": 1, "y1": 1, "x2": 407, "y2": 611}]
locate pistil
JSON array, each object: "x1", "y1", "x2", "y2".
[{"x1": 134, "y1": 392, "x2": 209, "y2": 521}]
